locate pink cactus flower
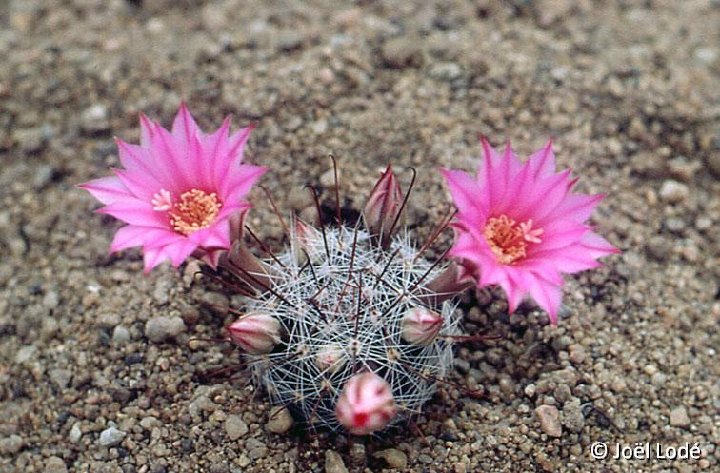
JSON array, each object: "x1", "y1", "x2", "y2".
[
  {"x1": 335, "y1": 372, "x2": 397, "y2": 435},
  {"x1": 80, "y1": 104, "x2": 266, "y2": 272},
  {"x1": 442, "y1": 139, "x2": 619, "y2": 323}
]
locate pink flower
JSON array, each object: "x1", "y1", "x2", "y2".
[
  {"x1": 80, "y1": 104, "x2": 267, "y2": 272},
  {"x1": 442, "y1": 139, "x2": 619, "y2": 323}
]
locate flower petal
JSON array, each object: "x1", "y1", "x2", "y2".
[
  {"x1": 79, "y1": 176, "x2": 132, "y2": 205},
  {"x1": 442, "y1": 169, "x2": 488, "y2": 224}
]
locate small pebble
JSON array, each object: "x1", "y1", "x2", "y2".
[
  {"x1": 669, "y1": 406, "x2": 690, "y2": 427},
  {"x1": 381, "y1": 37, "x2": 423, "y2": 68},
  {"x1": 0, "y1": 434, "x2": 24, "y2": 454},
  {"x1": 562, "y1": 399, "x2": 585, "y2": 433},
  {"x1": 15, "y1": 345, "x2": 37, "y2": 364},
  {"x1": 49, "y1": 368, "x2": 73, "y2": 389},
  {"x1": 144, "y1": 316, "x2": 186, "y2": 343},
  {"x1": 535, "y1": 405, "x2": 562, "y2": 437},
  {"x1": 99, "y1": 426, "x2": 126, "y2": 447},
  {"x1": 224, "y1": 415, "x2": 249, "y2": 440},
  {"x1": 659, "y1": 180, "x2": 689, "y2": 204},
  {"x1": 705, "y1": 151, "x2": 720, "y2": 177},
  {"x1": 112, "y1": 325, "x2": 131, "y2": 344},
  {"x1": 373, "y1": 448, "x2": 408, "y2": 469},
  {"x1": 266, "y1": 407, "x2": 294, "y2": 434},
  {"x1": 81, "y1": 104, "x2": 110, "y2": 133},
  {"x1": 325, "y1": 450, "x2": 349, "y2": 473},
  {"x1": 69, "y1": 423, "x2": 82, "y2": 443},
  {"x1": 44, "y1": 456, "x2": 68, "y2": 473}
]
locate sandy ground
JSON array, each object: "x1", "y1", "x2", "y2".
[{"x1": 1, "y1": 0, "x2": 719, "y2": 472}]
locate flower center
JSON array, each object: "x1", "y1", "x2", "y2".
[
  {"x1": 483, "y1": 215, "x2": 543, "y2": 265},
  {"x1": 153, "y1": 188, "x2": 222, "y2": 236}
]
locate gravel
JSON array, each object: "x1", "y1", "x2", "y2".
[
  {"x1": 2, "y1": 1, "x2": 718, "y2": 472},
  {"x1": 144, "y1": 316, "x2": 186, "y2": 343},
  {"x1": 265, "y1": 407, "x2": 294, "y2": 435},
  {"x1": 224, "y1": 415, "x2": 249, "y2": 440},
  {"x1": 535, "y1": 405, "x2": 562, "y2": 438},
  {"x1": 98, "y1": 426, "x2": 126, "y2": 447},
  {"x1": 373, "y1": 448, "x2": 408, "y2": 469},
  {"x1": 325, "y1": 450, "x2": 349, "y2": 473}
]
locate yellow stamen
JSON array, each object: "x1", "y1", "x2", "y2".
[
  {"x1": 483, "y1": 215, "x2": 543, "y2": 265},
  {"x1": 168, "y1": 189, "x2": 222, "y2": 235}
]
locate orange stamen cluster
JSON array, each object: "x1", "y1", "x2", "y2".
[
  {"x1": 168, "y1": 189, "x2": 222, "y2": 235},
  {"x1": 483, "y1": 215, "x2": 543, "y2": 265}
]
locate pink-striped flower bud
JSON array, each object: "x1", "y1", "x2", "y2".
[
  {"x1": 292, "y1": 218, "x2": 322, "y2": 264},
  {"x1": 363, "y1": 165, "x2": 403, "y2": 249},
  {"x1": 228, "y1": 313, "x2": 281, "y2": 354},
  {"x1": 314, "y1": 345, "x2": 346, "y2": 374},
  {"x1": 401, "y1": 307, "x2": 443, "y2": 345},
  {"x1": 335, "y1": 372, "x2": 397, "y2": 435}
]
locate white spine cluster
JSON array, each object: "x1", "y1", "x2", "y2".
[{"x1": 241, "y1": 225, "x2": 461, "y2": 432}]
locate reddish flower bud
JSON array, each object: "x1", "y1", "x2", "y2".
[
  {"x1": 292, "y1": 217, "x2": 322, "y2": 264},
  {"x1": 363, "y1": 165, "x2": 404, "y2": 248},
  {"x1": 314, "y1": 345, "x2": 346, "y2": 374},
  {"x1": 421, "y1": 261, "x2": 475, "y2": 304},
  {"x1": 401, "y1": 307, "x2": 443, "y2": 345},
  {"x1": 335, "y1": 372, "x2": 397, "y2": 435},
  {"x1": 228, "y1": 313, "x2": 281, "y2": 354}
]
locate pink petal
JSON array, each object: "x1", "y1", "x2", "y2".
[
  {"x1": 545, "y1": 193, "x2": 604, "y2": 223},
  {"x1": 215, "y1": 125, "x2": 253, "y2": 186},
  {"x1": 527, "y1": 140, "x2": 555, "y2": 179},
  {"x1": 578, "y1": 232, "x2": 620, "y2": 258},
  {"x1": 526, "y1": 276, "x2": 562, "y2": 323},
  {"x1": 151, "y1": 125, "x2": 193, "y2": 192},
  {"x1": 525, "y1": 248, "x2": 601, "y2": 273},
  {"x1": 528, "y1": 221, "x2": 589, "y2": 254},
  {"x1": 113, "y1": 169, "x2": 161, "y2": 202},
  {"x1": 98, "y1": 200, "x2": 169, "y2": 227},
  {"x1": 143, "y1": 246, "x2": 168, "y2": 273},
  {"x1": 163, "y1": 239, "x2": 198, "y2": 267},
  {"x1": 187, "y1": 219, "x2": 231, "y2": 248},
  {"x1": 503, "y1": 271, "x2": 526, "y2": 314},
  {"x1": 171, "y1": 102, "x2": 203, "y2": 143},
  {"x1": 139, "y1": 113, "x2": 156, "y2": 149},
  {"x1": 110, "y1": 225, "x2": 150, "y2": 252},
  {"x1": 477, "y1": 137, "x2": 500, "y2": 205},
  {"x1": 526, "y1": 170, "x2": 573, "y2": 224},
  {"x1": 442, "y1": 169, "x2": 488, "y2": 224},
  {"x1": 221, "y1": 165, "x2": 268, "y2": 203},
  {"x1": 201, "y1": 117, "x2": 232, "y2": 189},
  {"x1": 79, "y1": 176, "x2": 132, "y2": 205}
]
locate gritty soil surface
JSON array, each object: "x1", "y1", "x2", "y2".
[{"x1": 1, "y1": 1, "x2": 719, "y2": 472}]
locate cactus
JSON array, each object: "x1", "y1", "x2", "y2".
[{"x1": 222, "y1": 166, "x2": 468, "y2": 434}]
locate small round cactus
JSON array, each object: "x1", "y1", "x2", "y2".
[{"x1": 223, "y1": 166, "x2": 468, "y2": 434}]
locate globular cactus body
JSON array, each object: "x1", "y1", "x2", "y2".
[
  {"x1": 224, "y1": 166, "x2": 467, "y2": 434},
  {"x1": 242, "y1": 225, "x2": 460, "y2": 432}
]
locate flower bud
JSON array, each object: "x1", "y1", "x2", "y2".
[
  {"x1": 292, "y1": 218, "x2": 322, "y2": 264},
  {"x1": 401, "y1": 307, "x2": 443, "y2": 345},
  {"x1": 314, "y1": 344, "x2": 346, "y2": 374},
  {"x1": 335, "y1": 372, "x2": 397, "y2": 435},
  {"x1": 422, "y1": 261, "x2": 474, "y2": 304},
  {"x1": 363, "y1": 165, "x2": 404, "y2": 249},
  {"x1": 228, "y1": 313, "x2": 281, "y2": 354}
]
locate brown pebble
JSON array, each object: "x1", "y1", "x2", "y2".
[{"x1": 535, "y1": 405, "x2": 562, "y2": 437}]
